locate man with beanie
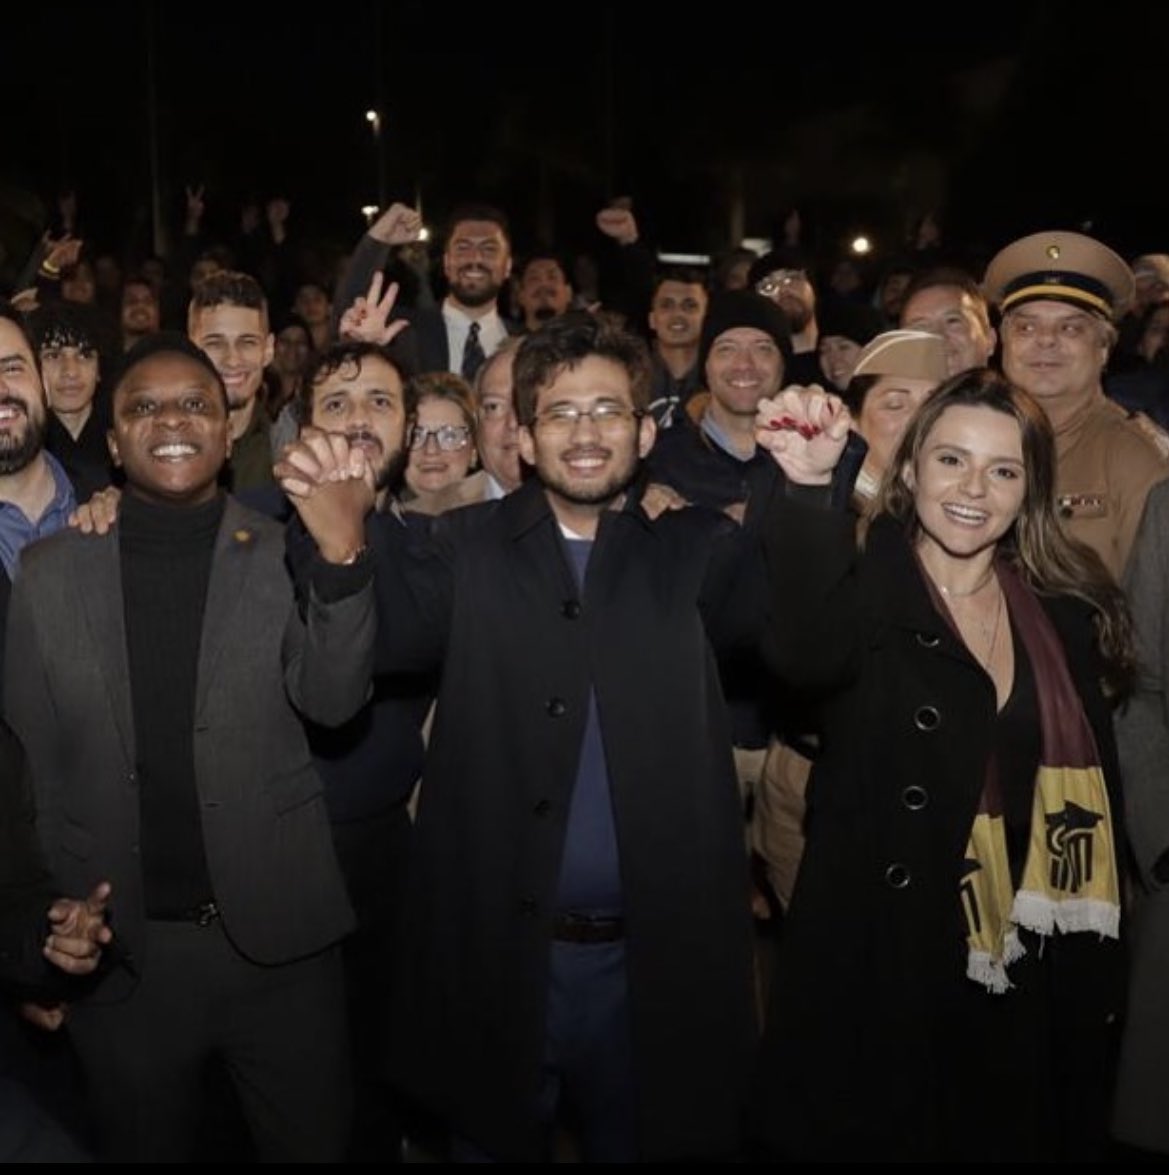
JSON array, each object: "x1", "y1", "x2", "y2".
[
  {"x1": 645, "y1": 291, "x2": 863, "y2": 944},
  {"x1": 645, "y1": 289, "x2": 794, "y2": 510},
  {"x1": 4, "y1": 333, "x2": 374, "y2": 1162}
]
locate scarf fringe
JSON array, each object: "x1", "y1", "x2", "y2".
[
  {"x1": 1012, "y1": 891, "x2": 1120, "y2": 940},
  {"x1": 967, "y1": 929, "x2": 1026, "y2": 993}
]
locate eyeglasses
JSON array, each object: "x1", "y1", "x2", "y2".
[
  {"x1": 408, "y1": 424, "x2": 472, "y2": 451},
  {"x1": 755, "y1": 269, "x2": 807, "y2": 298},
  {"x1": 532, "y1": 403, "x2": 643, "y2": 433}
]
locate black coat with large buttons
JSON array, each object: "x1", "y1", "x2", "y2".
[
  {"x1": 750, "y1": 496, "x2": 1126, "y2": 1161},
  {"x1": 366, "y1": 478, "x2": 766, "y2": 1162}
]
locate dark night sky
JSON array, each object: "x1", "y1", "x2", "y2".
[{"x1": 3, "y1": 2, "x2": 1168, "y2": 284}]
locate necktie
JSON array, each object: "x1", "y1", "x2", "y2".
[{"x1": 461, "y1": 321, "x2": 486, "y2": 381}]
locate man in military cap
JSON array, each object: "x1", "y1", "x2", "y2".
[{"x1": 984, "y1": 229, "x2": 1169, "y2": 577}]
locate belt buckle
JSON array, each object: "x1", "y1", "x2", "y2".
[{"x1": 193, "y1": 900, "x2": 219, "y2": 927}]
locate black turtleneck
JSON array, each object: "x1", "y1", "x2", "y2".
[{"x1": 119, "y1": 491, "x2": 224, "y2": 918}]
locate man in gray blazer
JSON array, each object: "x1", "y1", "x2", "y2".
[{"x1": 3, "y1": 333, "x2": 374, "y2": 1162}]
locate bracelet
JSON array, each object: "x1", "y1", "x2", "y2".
[{"x1": 39, "y1": 260, "x2": 61, "y2": 277}]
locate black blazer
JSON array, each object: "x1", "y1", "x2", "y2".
[{"x1": 3, "y1": 498, "x2": 374, "y2": 987}]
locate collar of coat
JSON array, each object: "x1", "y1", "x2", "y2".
[{"x1": 500, "y1": 473, "x2": 656, "y2": 542}]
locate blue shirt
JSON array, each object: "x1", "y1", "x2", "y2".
[
  {"x1": 554, "y1": 534, "x2": 624, "y2": 915},
  {"x1": 0, "y1": 453, "x2": 76, "y2": 578}
]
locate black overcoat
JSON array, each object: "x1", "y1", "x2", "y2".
[
  {"x1": 369, "y1": 479, "x2": 763, "y2": 1161},
  {"x1": 750, "y1": 496, "x2": 1126, "y2": 1161}
]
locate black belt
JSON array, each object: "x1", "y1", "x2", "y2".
[
  {"x1": 552, "y1": 913, "x2": 625, "y2": 944},
  {"x1": 153, "y1": 899, "x2": 220, "y2": 927}
]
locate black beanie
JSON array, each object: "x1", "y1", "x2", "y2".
[
  {"x1": 112, "y1": 331, "x2": 227, "y2": 402},
  {"x1": 698, "y1": 290, "x2": 793, "y2": 377}
]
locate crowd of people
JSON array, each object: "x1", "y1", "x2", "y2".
[{"x1": 3, "y1": 190, "x2": 1169, "y2": 1163}]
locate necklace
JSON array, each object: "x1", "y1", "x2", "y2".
[
  {"x1": 976, "y1": 584, "x2": 1005, "y2": 671},
  {"x1": 937, "y1": 568, "x2": 995, "y2": 599}
]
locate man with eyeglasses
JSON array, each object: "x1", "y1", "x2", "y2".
[
  {"x1": 277, "y1": 311, "x2": 785, "y2": 1162},
  {"x1": 747, "y1": 248, "x2": 824, "y2": 385},
  {"x1": 985, "y1": 230, "x2": 1169, "y2": 577}
]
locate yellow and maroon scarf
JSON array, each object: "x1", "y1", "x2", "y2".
[{"x1": 950, "y1": 564, "x2": 1120, "y2": 993}]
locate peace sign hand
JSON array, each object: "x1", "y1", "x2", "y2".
[{"x1": 338, "y1": 272, "x2": 409, "y2": 347}]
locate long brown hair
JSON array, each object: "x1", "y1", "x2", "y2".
[{"x1": 867, "y1": 367, "x2": 1134, "y2": 695}]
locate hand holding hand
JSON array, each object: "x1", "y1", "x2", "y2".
[{"x1": 275, "y1": 427, "x2": 374, "y2": 561}]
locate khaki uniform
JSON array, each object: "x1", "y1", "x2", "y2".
[{"x1": 1053, "y1": 389, "x2": 1169, "y2": 580}]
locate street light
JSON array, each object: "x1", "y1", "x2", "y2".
[{"x1": 366, "y1": 109, "x2": 386, "y2": 210}]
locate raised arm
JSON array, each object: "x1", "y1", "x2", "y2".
[{"x1": 753, "y1": 387, "x2": 866, "y2": 693}]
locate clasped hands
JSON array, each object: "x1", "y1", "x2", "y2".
[{"x1": 275, "y1": 429, "x2": 375, "y2": 563}]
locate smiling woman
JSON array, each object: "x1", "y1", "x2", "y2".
[
  {"x1": 750, "y1": 368, "x2": 1134, "y2": 1162},
  {"x1": 402, "y1": 372, "x2": 479, "y2": 503}
]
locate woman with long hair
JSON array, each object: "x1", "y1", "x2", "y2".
[{"x1": 749, "y1": 368, "x2": 1132, "y2": 1162}]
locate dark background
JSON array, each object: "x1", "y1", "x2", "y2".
[{"x1": 2, "y1": 2, "x2": 1165, "y2": 286}]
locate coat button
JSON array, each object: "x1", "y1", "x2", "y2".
[
  {"x1": 885, "y1": 863, "x2": 911, "y2": 889},
  {"x1": 533, "y1": 799, "x2": 551, "y2": 817},
  {"x1": 902, "y1": 785, "x2": 928, "y2": 811},
  {"x1": 915, "y1": 632, "x2": 940, "y2": 648},
  {"x1": 518, "y1": 898, "x2": 539, "y2": 916},
  {"x1": 561, "y1": 600, "x2": 581, "y2": 619},
  {"x1": 546, "y1": 697, "x2": 567, "y2": 717},
  {"x1": 913, "y1": 705, "x2": 941, "y2": 732}
]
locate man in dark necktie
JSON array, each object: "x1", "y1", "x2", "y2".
[{"x1": 462, "y1": 319, "x2": 485, "y2": 380}]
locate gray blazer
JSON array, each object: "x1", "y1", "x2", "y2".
[
  {"x1": 1114, "y1": 477, "x2": 1169, "y2": 1154},
  {"x1": 2, "y1": 498, "x2": 373, "y2": 987}
]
